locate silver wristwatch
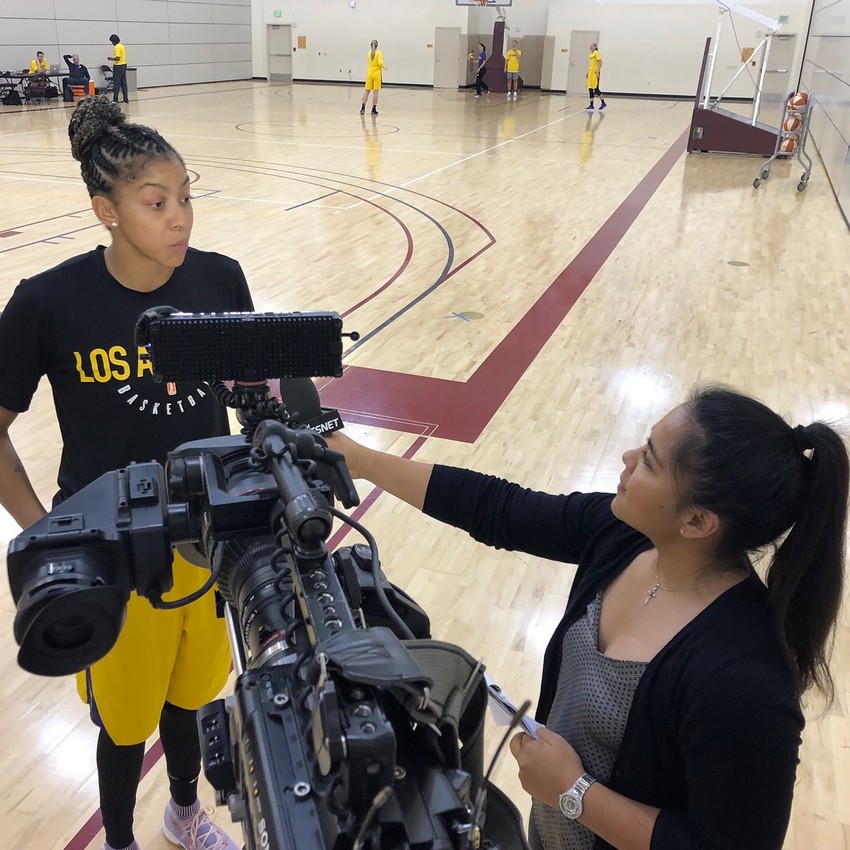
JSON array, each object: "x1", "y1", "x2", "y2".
[{"x1": 558, "y1": 773, "x2": 596, "y2": 820}]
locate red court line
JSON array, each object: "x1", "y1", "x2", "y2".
[
  {"x1": 61, "y1": 128, "x2": 687, "y2": 850},
  {"x1": 321, "y1": 129, "x2": 689, "y2": 443}
]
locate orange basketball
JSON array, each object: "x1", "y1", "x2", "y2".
[
  {"x1": 780, "y1": 137, "x2": 797, "y2": 153},
  {"x1": 786, "y1": 91, "x2": 809, "y2": 110},
  {"x1": 783, "y1": 114, "x2": 802, "y2": 133}
]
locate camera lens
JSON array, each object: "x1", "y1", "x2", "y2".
[{"x1": 43, "y1": 616, "x2": 95, "y2": 651}]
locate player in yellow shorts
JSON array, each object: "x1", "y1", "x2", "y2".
[
  {"x1": 76, "y1": 551, "x2": 231, "y2": 747},
  {"x1": 0, "y1": 97, "x2": 319, "y2": 850},
  {"x1": 360, "y1": 39, "x2": 386, "y2": 116},
  {"x1": 586, "y1": 41, "x2": 607, "y2": 112}
]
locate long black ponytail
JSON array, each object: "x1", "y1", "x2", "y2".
[{"x1": 671, "y1": 386, "x2": 848, "y2": 702}]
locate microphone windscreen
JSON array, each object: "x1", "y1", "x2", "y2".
[{"x1": 278, "y1": 377, "x2": 322, "y2": 422}]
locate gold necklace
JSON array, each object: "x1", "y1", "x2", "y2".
[{"x1": 644, "y1": 571, "x2": 717, "y2": 606}]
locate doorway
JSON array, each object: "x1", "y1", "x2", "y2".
[
  {"x1": 567, "y1": 30, "x2": 599, "y2": 95},
  {"x1": 434, "y1": 27, "x2": 462, "y2": 89},
  {"x1": 756, "y1": 33, "x2": 797, "y2": 102},
  {"x1": 267, "y1": 24, "x2": 292, "y2": 84}
]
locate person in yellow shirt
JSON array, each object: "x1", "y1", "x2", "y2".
[
  {"x1": 586, "y1": 42, "x2": 607, "y2": 112},
  {"x1": 108, "y1": 34, "x2": 129, "y2": 104},
  {"x1": 28, "y1": 51, "x2": 48, "y2": 74},
  {"x1": 505, "y1": 40, "x2": 521, "y2": 100},
  {"x1": 360, "y1": 39, "x2": 386, "y2": 116}
]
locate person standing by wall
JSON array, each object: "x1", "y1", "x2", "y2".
[
  {"x1": 108, "y1": 34, "x2": 129, "y2": 103},
  {"x1": 586, "y1": 42, "x2": 606, "y2": 112},
  {"x1": 469, "y1": 42, "x2": 490, "y2": 98},
  {"x1": 359, "y1": 39, "x2": 386, "y2": 116},
  {"x1": 505, "y1": 40, "x2": 522, "y2": 100},
  {"x1": 62, "y1": 53, "x2": 91, "y2": 102}
]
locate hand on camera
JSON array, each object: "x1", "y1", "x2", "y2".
[
  {"x1": 324, "y1": 430, "x2": 365, "y2": 479},
  {"x1": 509, "y1": 727, "x2": 585, "y2": 810}
]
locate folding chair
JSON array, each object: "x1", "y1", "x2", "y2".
[
  {"x1": 100, "y1": 65, "x2": 114, "y2": 95},
  {"x1": 24, "y1": 72, "x2": 47, "y2": 104}
]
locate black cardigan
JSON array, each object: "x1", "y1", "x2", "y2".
[{"x1": 423, "y1": 466, "x2": 803, "y2": 850}]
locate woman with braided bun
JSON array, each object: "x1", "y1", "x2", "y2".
[
  {"x1": 328, "y1": 386, "x2": 849, "y2": 850},
  {"x1": 0, "y1": 96, "x2": 249, "y2": 850}
]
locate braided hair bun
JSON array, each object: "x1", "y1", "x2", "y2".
[
  {"x1": 68, "y1": 96, "x2": 126, "y2": 163},
  {"x1": 66, "y1": 95, "x2": 181, "y2": 199}
]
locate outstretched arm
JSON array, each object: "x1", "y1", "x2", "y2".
[{"x1": 325, "y1": 431, "x2": 433, "y2": 511}]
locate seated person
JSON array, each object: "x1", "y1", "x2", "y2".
[
  {"x1": 62, "y1": 53, "x2": 90, "y2": 101},
  {"x1": 28, "y1": 51, "x2": 48, "y2": 74}
]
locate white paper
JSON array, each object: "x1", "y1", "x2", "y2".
[{"x1": 484, "y1": 672, "x2": 546, "y2": 740}]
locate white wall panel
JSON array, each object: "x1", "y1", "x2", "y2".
[
  {"x1": 169, "y1": 22, "x2": 215, "y2": 43},
  {"x1": 56, "y1": 20, "x2": 119, "y2": 45},
  {"x1": 802, "y1": 0, "x2": 850, "y2": 225},
  {"x1": 119, "y1": 21, "x2": 172, "y2": 42},
  {"x1": 0, "y1": 19, "x2": 60, "y2": 44},
  {"x1": 170, "y1": 62, "x2": 215, "y2": 83},
  {"x1": 213, "y1": 24, "x2": 251, "y2": 43},
  {"x1": 0, "y1": 0, "x2": 55, "y2": 19},
  {"x1": 115, "y1": 0, "x2": 169, "y2": 23},
  {"x1": 213, "y1": 42, "x2": 252, "y2": 61},
  {"x1": 53, "y1": 0, "x2": 119, "y2": 20},
  {"x1": 214, "y1": 60, "x2": 253, "y2": 80},
  {"x1": 130, "y1": 43, "x2": 174, "y2": 66},
  {"x1": 836, "y1": 148, "x2": 850, "y2": 220},
  {"x1": 212, "y1": 4, "x2": 251, "y2": 24},
  {"x1": 168, "y1": 2, "x2": 214, "y2": 23},
  {"x1": 170, "y1": 42, "x2": 216, "y2": 64},
  {"x1": 138, "y1": 65, "x2": 174, "y2": 86}
]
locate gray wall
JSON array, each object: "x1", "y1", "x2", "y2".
[
  {"x1": 801, "y1": 0, "x2": 850, "y2": 223},
  {"x1": 0, "y1": 0, "x2": 252, "y2": 89}
]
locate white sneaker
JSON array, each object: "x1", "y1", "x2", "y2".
[
  {"x1": 512, "y1": 92, "x2": 518, "y2": 99},
  {"x1": 506, "y1": 92, "x2": 511, "y2": 99}
]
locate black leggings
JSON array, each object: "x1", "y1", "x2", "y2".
[
  {"x1": 588, "y1": 86, "x2": 604, "y2": 101},
  {"x1": 475, "y1": 67, "x2": 489, "y2": 95},
  {"x1": 99, "y1": 702, "x2": 201, "y2": 849}
]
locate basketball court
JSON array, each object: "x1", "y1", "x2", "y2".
[{"x1": 0, "y1": 72, "x2": 848, "y2": 849}]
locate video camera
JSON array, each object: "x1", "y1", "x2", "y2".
[{"x1": 7, "y1": 309, "x2": 528, "y2": 850}]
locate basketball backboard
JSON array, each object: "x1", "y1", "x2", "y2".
[{"x1": 455, "y1": 0, "x2": 512, "y2": 6}]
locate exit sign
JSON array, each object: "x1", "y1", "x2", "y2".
[{"x1": 274, "y1": 9, "x2": 282, "y2": 16}]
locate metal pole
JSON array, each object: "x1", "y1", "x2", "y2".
[
  {"x1": 751, "y1": 32, "x2": 771, "y2": 125},
  {"x1": 703, "y1": 14, "x2": 725, "y2": 108},
  {"x1": 712, "y1": 35, "x2": 767, "y2": 106}
]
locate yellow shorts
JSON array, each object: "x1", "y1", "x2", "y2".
[
  {"x1": 365, "y1": 70, "x2": 382, "y2": 91},
  {"x1": 588, "y1": 73, "x2": 600, "y2": 90},
  {"x1": 76, "y1": 551, "x2": 231, "y2": 745}
]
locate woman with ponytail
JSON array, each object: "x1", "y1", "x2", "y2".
[
  {"x1": 360, "y1": 39, "x2": 386, "y2": 116},
  {"x1": 328, "y1": 386, "x2": 849, "y2": 850},
  {"x1": 0, "y1": 97, "x2": 252, "y2": 850}
]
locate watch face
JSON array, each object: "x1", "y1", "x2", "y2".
[{"x1": 559, "y1": 791, "x2": 581, "y2": 819}]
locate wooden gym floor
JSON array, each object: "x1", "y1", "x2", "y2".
[{"x1": 0, "y1": 80, "x2": 848, "y2": 850}]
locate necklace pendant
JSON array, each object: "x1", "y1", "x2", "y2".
[{"x1": 644, "y1": 585, "x2": 659, "y2": 606}]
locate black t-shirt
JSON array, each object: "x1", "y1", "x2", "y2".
[{"x1": 0, "y1": 246, "x2": 253, "y2": 499}]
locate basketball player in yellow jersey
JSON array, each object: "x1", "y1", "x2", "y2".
[
  {"x1": 586, "y1": 42, "x2": 607, "y2": 112},
  {"x1": 505, "y1": 40, "x2": 521, "y2": 99},
  {"x1": 360, "y1": 39, "x2": 386, "y2": 116}
]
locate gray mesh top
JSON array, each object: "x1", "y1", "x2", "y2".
[{"x1": 528, "y1": 593, "x2": 648, "y2": 850}]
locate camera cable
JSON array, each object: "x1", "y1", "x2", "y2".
[{"x1": 329, "y1": 505, "x2": 415, "y2": 641}]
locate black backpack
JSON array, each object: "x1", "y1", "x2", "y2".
[{"x1": 2, "y1": 88, "x2": 22, "y2": 106}]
